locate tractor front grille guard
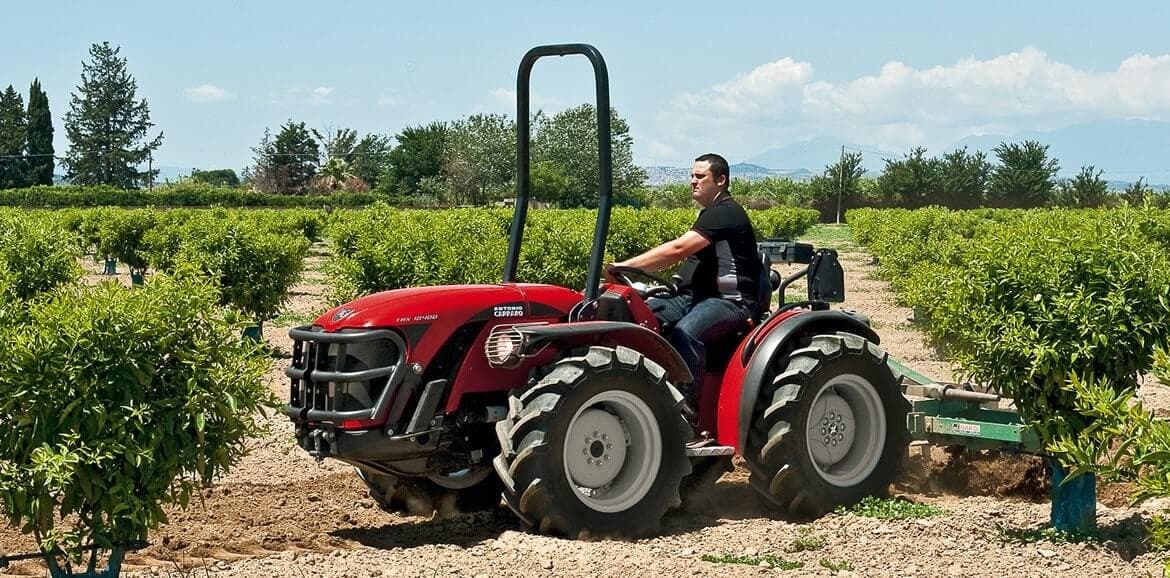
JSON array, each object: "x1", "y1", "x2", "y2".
[{"x1": 285, "y1": 325, "x2": 407, "y2": 423}]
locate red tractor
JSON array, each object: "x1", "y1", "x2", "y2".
[{"x1": 286, "y1": 44, "x2": 910, "y2": 537}]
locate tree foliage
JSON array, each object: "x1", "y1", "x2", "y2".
[
  {"x1": 63, "y1": 42, "x2": 163, "y2": 189},
  {"x1": 937, "y1": 147, "x2": 989, "y2": 209},
  {"x1": 805, "y1": 151, "x2": 866, "y2": 222},
  {"x1": 988, "y1": 140, "x2": 1059, "y2": 208},
  {"x1": 382, "y1": 122, "x2": 449, "y2": 196},
  {"x1": 1055, "y1": 166, "x2": 1109, "y2": 208},
  {"x1": 0, "y1": 86, "x2": 27, "y2": 189},
  {"x1": 25, "y1": 79, "x2": 54, "y2": 186},
  {"x1": 190, "y1": 169, "x2": 240, "y2": 188},
  {"x1": 247, "y1": 121, "x2": 319, "y2": 194},
  {"x1": 349, "y1": 133, "x2": 393, "y2": 190},
  {"x1": 876, "y1": 147, "x2": 941, "y2": 209},
  {"x1": 443, "y1": 113, "x2": 515, "y2": 205},
  {"x1": 532, "y1": 104, "x2": 647, "y2": 208}
]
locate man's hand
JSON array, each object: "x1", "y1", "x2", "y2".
[{"x1": 603, "y1": 262, "x2": 623, "y2": 283}]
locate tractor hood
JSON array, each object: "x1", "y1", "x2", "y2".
[{"x1": 314, "y1": 284, "x2": 582, "y2": 332}]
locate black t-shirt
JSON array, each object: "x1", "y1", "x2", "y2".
[{"x1": 681, "y1": 193, "x2": 762, "y2": 312}]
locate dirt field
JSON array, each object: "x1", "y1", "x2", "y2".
[{"x1": 3, "y1": 227, "x2": 1169, "y2": 577}]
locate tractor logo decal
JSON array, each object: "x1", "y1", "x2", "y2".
[
  {"x1": 494, "y1": 305, "x2": 525, "y2": 318},
  {"x1": 332, "y1": 307, "x2": 357, "y2": 322}
]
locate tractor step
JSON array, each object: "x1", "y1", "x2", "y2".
[{"x1": 685, "y1": 443, "x2": 735, "y2": 457}]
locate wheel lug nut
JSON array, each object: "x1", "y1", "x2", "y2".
[
  {"x1": 593, "y1": 431, "x2": 599, "y2": 438},
  {"x1": 606, "y1": 443, "x2": 612, "y2": 449},
  {"x1": 587, "y1": 458, "x2": 594, "y2": 464},
  {"x1": 823, "y1": 437, "x2": 830, "y2": 444},
  {"x1": 601, "y1": 434, "x2": 608, "y2": 440},
  {"x1": 821, "y1": 428, "x2": 827, "y2": 435},
  {"x1": 822, "y1": 418, "x2": 829, "y2": 425}
]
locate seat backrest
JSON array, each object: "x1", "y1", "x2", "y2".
[{"x1": 754, "y1": 251, "x2": 773, "y2": 322}]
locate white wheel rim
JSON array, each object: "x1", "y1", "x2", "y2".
[
  {"x1": 805, "y1": 374, "x2": 886, "y2": 487},
  {"x1": 562, "y1": 390, "x2": 662, "y2": 513}
]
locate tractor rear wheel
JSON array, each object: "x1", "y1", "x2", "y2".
[
  {"x1": 357, "y1": 466, "x2": 502, "y2": 518},
  {"x1": 746, "y1": 332, "x2": 910, "y2": 518},
  {"x1": 493, "y1": 346, "x2": 692, "y2": 538}
]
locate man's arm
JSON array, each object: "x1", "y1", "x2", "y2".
[{"x1": 611, "y1": 230, "x2": 710, "y2": 273}]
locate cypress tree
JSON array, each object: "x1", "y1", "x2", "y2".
[
  {"x1": 25, "y1": 78, "x2": 54, "y2": 186},
  {"x1": 63, "y1": 42, "x2": 163, "y2": 188},
  {"x1": 0, "y1": 85, "x2": 27, "y2": 189}
]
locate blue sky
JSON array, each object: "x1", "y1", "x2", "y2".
[{"x1": 3, "y1": 1, "x2": 1169, "y2": 175}]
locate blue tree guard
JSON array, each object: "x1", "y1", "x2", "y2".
[
  {"x1": 242, "y1": 322, "x2": 264, "y2": 341},
  {"x1": 47, "y1": 548, "x2": 124, "y2": 578},
  {"x1": 1049, "y1": 459, "x2": 1096, "y2": 533},
  {"x1": 130, "y1": 270, "x2": 144, "y2": 286},
  {"x1": 102, "y1": 258, "x2": 118, "y2": 276}
]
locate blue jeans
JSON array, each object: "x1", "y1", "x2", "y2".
[{"x1": 647, "y1": 294, "x2": 752, "y2": 385}]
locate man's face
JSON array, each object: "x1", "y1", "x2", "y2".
[{"x1": 691, "y1": 160, "x2": 726, "y2": 207}]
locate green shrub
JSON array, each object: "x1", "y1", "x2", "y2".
[
  {"x1": 0, "y1": 214, "x2": 82, "y2": 301},
  {"x1": 145, "y1": 213, "x2": 309, "y2": 321},
  {"x1": 0, "y1": 272, "x2": 274, "y2": 572},
  {"x1": 97, "y1": 209, "x2": 160, "y2": 275},
  {"x1": 0, "y1": 184, "x2": 388, "y2": 208}
]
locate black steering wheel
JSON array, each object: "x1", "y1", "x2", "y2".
[{"x1": 606, "y1": 265, "x2": 680, "y2": 299}]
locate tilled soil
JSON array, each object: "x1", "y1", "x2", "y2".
[{"x1": 3, "y1": 232, "x2": 1169, "y2": 577}]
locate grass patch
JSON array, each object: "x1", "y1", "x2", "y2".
[
  {"x1": 801, "y1": 224, "x2": 855, "y2": 249},
  {"x1": 701, "y1": 553, "x2": 804, "y2": 570},
  {"x1": 838, "y1": 496, "x2": 947, "y2": 520},
  {"x1": 1147, "y1": 514, "x2": 1170, "y2": 552},
  {"x1": 785, "y1": 527, "x2": 826, "y2": 553},
  {"x1": 271, "y1": 310, "x2": 319, "y2": 326},
  {"x1": 819, "y1": 558, "x2": 853, "y2": 571}
]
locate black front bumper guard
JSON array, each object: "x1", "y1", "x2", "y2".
[{"x1": 284, "y1": 325, "x2": 408, "y2": 424}]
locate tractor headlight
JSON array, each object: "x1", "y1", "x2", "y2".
[{"x1": 485, "y1": 325, "x2": 525, "y2": 367}]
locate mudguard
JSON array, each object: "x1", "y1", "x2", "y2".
[
  {"x1": 716, "y1": 309, "x2": 880, "y2": 450},
  {"x1": 514, "y1": 321, "x2": 693, "y2": 385}
]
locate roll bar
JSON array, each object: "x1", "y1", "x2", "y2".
[{"x1": 502, "y1": 43, "x2": 613, "y2": 302}]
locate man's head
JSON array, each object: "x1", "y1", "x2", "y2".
[{"x1": 691, "y1": 153, "x2": 730, "y2": 208}]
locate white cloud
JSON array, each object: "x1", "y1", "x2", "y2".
[
  {"x1": 270, "y1": 86, "x2": 336, "y2": 106},
  {"x1": 184, "y1": 84, "x2": 234, "y2": 103},
  {"x1": 664, "y1": 48, "x2": 1170, "y2": 158}
]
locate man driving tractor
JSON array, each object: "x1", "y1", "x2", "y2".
[{"x1": 607, "y1": 153, "x2": 765, "y2": 396}]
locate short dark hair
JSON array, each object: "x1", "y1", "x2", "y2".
[{"x1": 695, "y1": 153, "x2": 730, "y2": 183}]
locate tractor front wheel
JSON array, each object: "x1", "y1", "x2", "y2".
[
  {"x1": 493, "y1": 346, "x2": 692, "y2": 538},
  {"x1": 746, "y1": 332, "x2": 910, "y2": 518}
]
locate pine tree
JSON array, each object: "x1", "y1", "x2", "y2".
[
  {"x1": 0, "y1": 85, "x2": 27, "y2": 189},
  {"x1": 25, "y1": 78, "x2": 54, "y2": 186},
  {"x1": 63, "y1": 42, "x2": 163, "y2": 188}
]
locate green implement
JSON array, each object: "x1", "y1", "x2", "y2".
[{"x1": 886, "y1": 356, "x2": 1043, "y2": 454}]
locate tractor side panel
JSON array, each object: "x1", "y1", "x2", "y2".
[{"x1": 443, "y1": 316, "x2": 564, "y2": 413}]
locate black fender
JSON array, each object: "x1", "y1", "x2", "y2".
[
  {"x1": 515, "y1": 321, "x2": 693, "y2": 385},
  {"x1": 736, "y1": 310, "x2": 879, "y2": 450}
]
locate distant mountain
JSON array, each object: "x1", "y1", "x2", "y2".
[
  {"x1": 746, "y1": 137, "x2": 890, "y2": 174},
  {"x1": 642, "y1": 163, "x2": 813, "y2": 186},
  {"x1": 952, "y1": 120, "x2": 1170, "y2": 186}
]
